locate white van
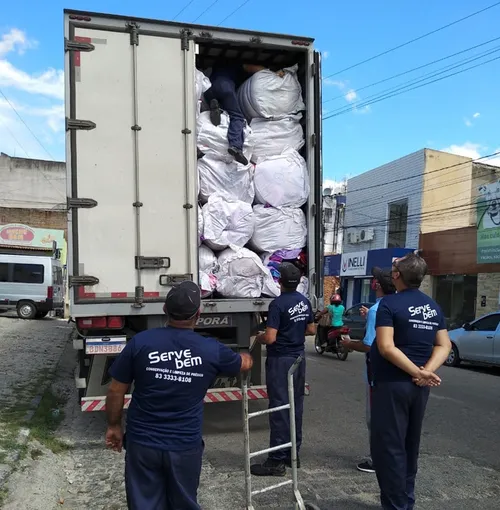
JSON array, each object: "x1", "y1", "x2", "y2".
[{"x1": 0, "y1": 253, "x2": 65, "y2": 319}]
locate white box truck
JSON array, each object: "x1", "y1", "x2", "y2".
[{"x1": 64, "y1": 9, "x2": 324, "y2": 411}]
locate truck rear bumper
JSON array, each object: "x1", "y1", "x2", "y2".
[{"x1": 80, "y1": 384, "x2": 311, "y2": 411}]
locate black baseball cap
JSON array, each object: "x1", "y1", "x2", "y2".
[
  {"x1": 372, "y1": 266, "x2": 396, "y2": 295},
  {"x1": 165, "y1": 281, "x2": 201, "y2": 320},
  {"x1": 279, "y1": 262, "x2": 301, "y2": 287}
]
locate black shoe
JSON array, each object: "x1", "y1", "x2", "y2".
[
  {"x1": 285, "y1": 456, "x2": 301, "y2": 469},
  {"x1": 228, "y1": 146, "x2": 249, "y2": 166},
  {"x1": 250, "y1": 458, "x2": 286, "y2": 477},
  {"x1": 209, "y1": 99, "x2": 221, "y2": 126},
  {"x1": 357, "y1": 460, "x2": 375, "y2": 473},
  {"x1": 197, "y1": 147, "x2": 205, "y2": 160}
]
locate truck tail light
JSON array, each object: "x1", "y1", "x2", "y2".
[
  {"x1": 47, "y1": 286, "x2": 54, "y2": 300},
  {"x1": 77, "y1": 316, "x2": 124, "y2": 330}
]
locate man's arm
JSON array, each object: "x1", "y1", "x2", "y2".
[
  {"x1": 343, "y1": 340, "x2": 370, "y2": 353},
  {"x1": 342, "y1": 306, "x2": 373, "y2": 352},
  {"x1": 306, "y1": 322, "x2": 317, "y2": 336},
  {"x1": 256, "y1": 327, "x2": 278, "y2": 345},
  {"x1": 377, "y1": 326, "x2": 441, "y2": 386},
  {"x1": 423, "y1": 329, "x2": 452, "y2": 373},
  {"x1": 256, "y1": 302, "x2": 280, "y2": 345}
]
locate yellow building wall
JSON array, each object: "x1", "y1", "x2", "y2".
[{"x1": 421, "y1": 149, "x2": 473, "y2": 235}]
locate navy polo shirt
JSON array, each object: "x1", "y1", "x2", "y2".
[
  {"x1": 109, "y1": 327, "x2": 242, "y2": 451},
  {"x1": 371, "y1": 289, "x2": 447, "y2": 383},
  {"x1": 266, "y1": 291, "x2": 314, "y2": 357}
]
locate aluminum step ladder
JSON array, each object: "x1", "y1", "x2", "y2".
[{"x1": 242, "y1": 355, "x2": 319, "y2": 510}]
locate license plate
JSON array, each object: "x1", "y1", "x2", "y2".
[{"x1": 86, "y1": 344, "x2": 125, "y2": 355}]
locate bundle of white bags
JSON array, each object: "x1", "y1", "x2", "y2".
[
  {"x1": 197, "y1": 111, "x2": 254, "y2": 163},
  {"x1": 198, "y1": 153, "x2": 255, "y2": 204},
  {"x1": 201, "y1": 193, "x2": 255, "y2": 251},
  {"x1": 250, "y1": 205, "x2": 307, "y2": 253},
  {"x1": 238, "y1": 64, "x2": 305, "y2": 120},
  {"x1": 254, "y1": 148, "x2": 309, "y2": 208},
  {"x1": 199, "y1": 245, "x2": 218, "y2": 298},
  {"x1": 216, "y1": 247, "x2": 280, "y2": 298},
  {"x1": 195, "y1": 69, "x2": 211, "y2": 118},
  {"x1": 250, "y1": 114, "x2": 304, "y2": 161}
]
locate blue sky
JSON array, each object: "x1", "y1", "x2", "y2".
[{"x1": 1, "y1": 0, "x2": 499, "y2": 186}]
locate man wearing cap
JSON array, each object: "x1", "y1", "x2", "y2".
[
  {"x1": 250, "y1": 263, "x2": 316, "y2": 477},
  {"x1": 370, "y1": 253, "x2": 451, "y2": 510},
  {"x1": 341, "y1": 267, "x2": 395, "y2": 474},
  {"x1": 105, "y1": 281, "x2": 253, "y2": 510}
]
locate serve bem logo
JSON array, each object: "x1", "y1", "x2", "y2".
[
  {"x1": 342, "y1": 254, "x2": 366, "y2": 272},
  {"x1": 149, "y1": 349, "x2": 202, "y2": 369},
  {"x1": 408, "y1": 304, "x2": 438, "y2": 321},
  {"x1": 288, "y1": 301, "x2": 309, "y2": 316}
]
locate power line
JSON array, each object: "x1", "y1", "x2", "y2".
[
  {"x1": 0, "y1": 88, "x2": 55, "y2": 161},
  {"x1": 322, "y1": 1, "x2": 500, "y2": 80},
  {"x1": 172, "y1": 0, "x2": 197, "y2": 20},
  {"x1": 322, "y1": 35, "x2": 500, "y2": 105},
  {"x1": 217, "y1": 0, "x2": 252, "y2": 26},
  {"x1": 192, "y1": 0, "x2": 221, "y2": 23},
  {"x1": 323, "y1": 53, "x2": 500, "y2": 120}
]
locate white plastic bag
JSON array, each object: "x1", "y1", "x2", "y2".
[
  {"x1": 195, "y1": 69, "x2": 211, "y2": 117},
  {"x1": 196, "y1": 111, "x2": 254, "y2": 162},
  {"x1": 199, "y1": 245, "x2": 218, "y2": 298},
  {"x1": 238, "y1": 64, "x2": 305, "y2": 120},
  {"x1": 216, "y1": 246, "x2": 279, "y2": 298},
  {"x1": 198, "y1": 207, "x2": 204, "y2": 246},
  {"x1": 202, "y1": 193, "x2": 255, "y2": 251},
  {"x1": 250, "y1": 115, "x2": 304, "y2": 160},
  {"x1": 297, "y1": 276, "x2": 310, "y2": 298},
  {"x1": 254, "y1": 148, "x2": 309, "y2": 208},
  {"x1": 250, "y1": 205, "x2": 307, "y2": 253},
  {"x1": 198, "y1": 154, "x2": 255, "y2": 204}
]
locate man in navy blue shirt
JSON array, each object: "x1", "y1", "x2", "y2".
[
  {"x1": 370, "y1": 253, "x2": 451, "y2": 510},
  {"x1": 250, "y1": 263, "x2": 316, "y2": 477},
  {"x1": 105, "y1": 281, "x2": 253, "y2": 510}
]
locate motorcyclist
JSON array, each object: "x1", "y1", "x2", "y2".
[{"x1": 319, "y1": 294, "x2": 345, "y2": 347}]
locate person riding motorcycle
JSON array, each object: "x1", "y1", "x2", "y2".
[{"x1": 319, "y1": 294, "x2": 345, "y2": 347}]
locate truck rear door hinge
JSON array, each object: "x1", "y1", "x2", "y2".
[
  {"x1": 65, "y1": 38, "x2": 95, "y2": 53},
  {"x1": 67, "y1": 197, "x2": 98, "y2": 209},
  {"x1": 311, "y1": 133, "x2": 317, "y2": 147},
  {"x1": 181, "y1": 29, "x2": 192, "y2": 51},
  {"x1": 135, "y1": 256, "x2": 171, "y2": 270},
  {"x1": 311, "y1": 62, "x2": 316, "y2": 77},
  {"x1": 66, "y1": 118, "x2": 96, "y2": 131},
  {"x1": 69, "y1": 275, "x2": 99, "y2": 287},
  {"x1": 311, "y1": 203, "x2": 317, "y2": 216},
  {"x1": 127, "y1": 21, "x2": 139, "y2": 46}
]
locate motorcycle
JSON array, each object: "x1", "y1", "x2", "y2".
[{"x1": 314, "y1": 324, "x2": 351, "y2": 361}]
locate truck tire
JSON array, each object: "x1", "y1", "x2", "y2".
[{"x1": 17, "y1": 302, "x2": 37, "y2": 320}]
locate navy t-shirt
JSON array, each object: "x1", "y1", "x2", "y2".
[
  {"x1": 266, "y1": 291, "x2": 314, "y2": 357},
  {"x1": 109, "y1": 326, "x2": 242, "y2": 451},
  {"x1": 371, "y1": 289, "x2": 447, "y2": 383}
]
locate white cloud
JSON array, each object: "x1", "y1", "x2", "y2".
[
  {"x1": 324, "y1": 78, "x2": 346, "y2": 88},
  {"x1": 0, "y1": 28, "x2": 64, "y2": 160},
  {"x1": 323, "y1": 179, "x2": 346, "y2": 193},
  {"x1": 441, "y1": 142, "x2": 500, "y2": 167},
  {"x1": 464, "y1": 118, "x2": 472, "y2": 127},
  {"x1": 473, "y1": 112, "x2": 481, "y2": 118},
  {"x1": 344, "y1": 89, "x2": 357, "y2": 102}
]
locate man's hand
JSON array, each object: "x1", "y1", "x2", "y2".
[
  {"x1": 360, "y1": 306, "x2": 369, "y2": 318},
  {"x1": 340, "y1": 338, "x2": 352, "y2": 349},
  {"x1": 412, "y1": 367, "x2": 441, "y2": 387},
  {"x1": 106, "y1": 425, "x2": 123, "y2": 452},
  {"x1": 240, "y1": 352, "x2": 253, "y2": 372}
]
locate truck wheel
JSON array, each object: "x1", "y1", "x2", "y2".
[{"x1": 17, "y1": 302, "x2": 37, "y2": 320}]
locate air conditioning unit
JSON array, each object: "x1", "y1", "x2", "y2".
[{"x1": 347, "y1": 228, "x2": 375, "y2": 244}]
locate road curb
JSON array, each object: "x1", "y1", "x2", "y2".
[{"x1": 0, "y1": 325, "x2": 76, "y2": 489}]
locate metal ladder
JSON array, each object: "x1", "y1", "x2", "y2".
[{"x1": 243, "y1": 355, "x2": 318, "y2": 510}]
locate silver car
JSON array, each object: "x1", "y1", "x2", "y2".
[{"x1": 445, "y1": 312, "x2": 500, "y2": 367}]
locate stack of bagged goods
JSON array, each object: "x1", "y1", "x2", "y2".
[
  {"x1": 216, "y1": 246, "x2": 279, "y2": 298},
  {"x1": 195, "y1": 69, "x2": 211, "y2": 119},
  {"x1": 261, "y1": 250, "x2": 309, "y2": 298},
  {"x1": 199, "y1": 245, "x2": 218, "y2": 298},
  {"x1": 201, "y1": 193, "x2": 255, "y2": 251}
]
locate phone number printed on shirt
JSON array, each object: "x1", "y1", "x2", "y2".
[{"x1": 154, "y1": 373, "x2": 192, "y2": 383}]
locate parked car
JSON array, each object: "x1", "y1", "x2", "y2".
[
  {"x1": 343, "y1": 302, "x2": 373, "y2": 340},
  {"x1": 0, "y1": 253, "x2": 64, "y2": 319},
  {"x1": 445, "y1": 312, "x2": 500, "y2": 367}
]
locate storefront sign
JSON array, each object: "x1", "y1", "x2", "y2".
[
  {"x1": 477, "y1": 182, "x2": 500, "y2": 263},
  {"x1": 340, "y1": 251, "x2": 367, "y2": 277},
  {"x1": 0, "y1": 224, "x2": 67, "y2": 264}
]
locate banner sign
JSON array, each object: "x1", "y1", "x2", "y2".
[{"x1": 477, "y1": 182, "x2": 500, "y2": 264}]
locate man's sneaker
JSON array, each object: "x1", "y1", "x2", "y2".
[
  {"x1": 285, "y1": 457, "x2": 301, "y2": 469},
  {"x1": 357, "y1": 460, "x2": 375, "y2": 473},
  {"x1": 250, "y1": 458, "x2": 286, "y2": 477},
  {"x1": 228, "y1": 147, "x2": 249, "y2": 166},
  {"x1": 209, "y1": 99, "x2": 221, "y2": 126}
]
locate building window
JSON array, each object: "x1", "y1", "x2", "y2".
[
  {"x1": 387, "y1": 199, "x2": 408, "y2": 248},
  {"x1": 0, "y1": 263, "x2": 8, "y2": 282},
  {"x1": 434, "y1": 275, "x2": 477, "y2": 329},
  {"x1": 360, "y1": 278, "x2": 371, "y2": 303},
  {"x1": 12, "y1": 264, "x2": 44, "y2": 284}
]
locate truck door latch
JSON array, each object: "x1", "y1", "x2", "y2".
[{"x1": 135, "y1": 257, "x2": 171, "y2": 270}]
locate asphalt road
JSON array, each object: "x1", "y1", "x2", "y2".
[{"x1": 2, "y1": 325, "x2": 500, "y2": 509}]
